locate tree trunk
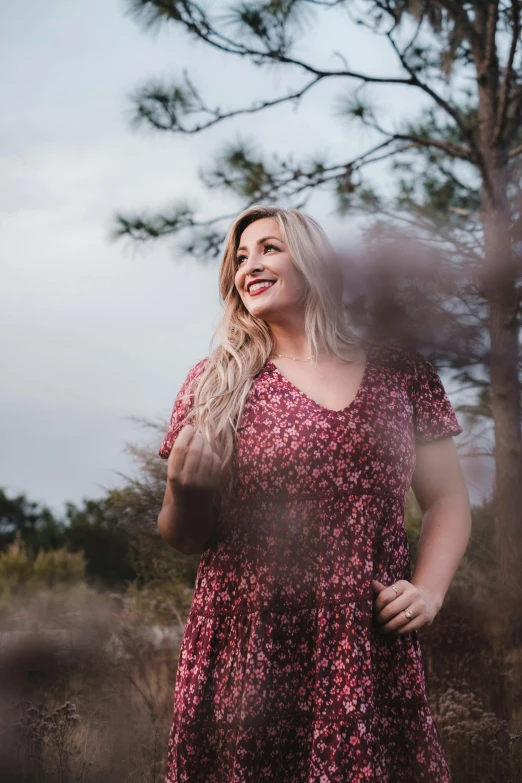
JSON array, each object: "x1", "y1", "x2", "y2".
[
  {"x1": 481, "y1": 167, "x2": 522, "y2": 631},
  {"x1": 474, "y1": 5, "x2": 522, "y2": 630}
]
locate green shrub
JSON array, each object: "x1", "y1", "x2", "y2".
[
  {"x1": 32, "y1": 547, "x2": 86, "y2": 587},
  {"x1": 0, "y1": 534, "x2": 33, "y2": 587},
  {"x1": 0, "y1": 535, "x2": 86, "y2": 594}
]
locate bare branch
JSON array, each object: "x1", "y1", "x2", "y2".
[
  {"x1": 508, "y1": 143, "x2": 522, "y2": 159},
  {"x1": 448, "y1": 207, "x2": 481, "y2": 218},
  {"x1": 351, "y1": 143, "x2": 418, "y2": 168},
  {"x1": 384, "y1": 31, "x2": 482, "y2": 168},
  {"x1": 353, "y1": 108, "x2": 475, "y2": 161},
  {"x1": 493, "y1": 0, "x2": 520, "y2": 143},
  {"x1": 391, "y1": 133, "x2": 473, "y2": 161}
]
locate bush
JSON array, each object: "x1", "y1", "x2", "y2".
[
  {"x1": 32, "y1": 548, "x2": 86, "y2": 588},
  {"x1": 0, "y1": 534, "x2": 33, "y2": 588},
  {"x1": 0, "y1": 535, "x2": 86, "y2": 594}
]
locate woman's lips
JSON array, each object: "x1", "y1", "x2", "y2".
[{"x1": 248, "y1": 282, "x2": 276, "y2": 296}]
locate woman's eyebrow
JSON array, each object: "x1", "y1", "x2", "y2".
[{"x1": 237, "y1": 236, "x2": 282, "y2": 253}]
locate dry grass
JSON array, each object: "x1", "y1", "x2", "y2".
[{"x1": 0, "y1": 587, "x2": 181, "y2": 783}]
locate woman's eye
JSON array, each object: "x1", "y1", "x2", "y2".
[{"x1": 236, "y1": 244, "x2": 279, "y2": 264}]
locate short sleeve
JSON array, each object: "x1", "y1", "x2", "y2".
[
  {"x1": 158, "y1": 358, "x2": 208, "y2": 460},
  {"x1": 409, "y1": 351, "x2": 463, "y2": 443}
]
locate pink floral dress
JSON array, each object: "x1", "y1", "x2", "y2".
[{"x1": 158, "y1": 342, "x2": 463, "y2": 782}]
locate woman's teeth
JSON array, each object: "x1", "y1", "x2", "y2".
[{"x1": 249, "y1": 281, "x2": 275, "y2": 294}]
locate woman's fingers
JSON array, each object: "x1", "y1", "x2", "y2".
[
  {"x1": 182, "y1": 431, "x2": 206, "y2": 480},
  {"x1": 378, "y1": 598, "x2": 423, "y2": 634},
  {"x1": 193, "y1": 440, "x2": 215, "y2": 485},
  {"x1": 395, "y1": 613, "x2": 426, "y2": 635},
  {"x1": 373, "y1": 580, "x2": 431, "y2": 634},
  {"x1": 168, "y1": 425, "x2": 223, "y2": 492},
  {"x1": 167, "y1": 425, "x2": 196, "y2": 481},
  {"x1": 374, "y1": 591, "x2": 412, "y2": 626},
  {"x1": 195, "y1": 444, "x2": 223, "y2": 491}
]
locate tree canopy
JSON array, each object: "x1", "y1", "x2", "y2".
[
  {"x1": 116, "y1": 0, "x2": 522, "y2": 260},
  {"x1": 116, "y1": 0, "x2": 522, "y2": 609}
]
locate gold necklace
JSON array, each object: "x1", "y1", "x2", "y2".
[{"x1": 272, "y1": 353, "x2": 312, "y2": 362}]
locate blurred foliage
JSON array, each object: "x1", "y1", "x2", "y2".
[
  {"x1": 0, "y1": 489, "x2": 64, "y2": 553},
  {"x1": 0, "y1": 437, "x2": 200, "y2": 618},
  {"x1": 32, "y1": 548, "x2": 86, "y2": 589},
  {"x1": 105, "y1": 441, "x2": 202, "y2": 621},
  {"x1": 63, "y1": 498, "x2": 136, "y2": 588},
  {"x1": 0, "y1": 489, "x2": 136, "y2": 590},
  {"x1": 0, "y1": 535, "x2": 86, "y2": 596},
  {"x1": 0, "y1": 534, "x2": 34, "y2": 589}
]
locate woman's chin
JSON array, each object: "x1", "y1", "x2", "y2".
[{"x1": 246, "y1": 302, "x2": 276, "y2": 318}]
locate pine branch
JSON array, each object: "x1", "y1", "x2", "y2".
[
  {"x1": 132, "y1": 72, "x2": 326, "y2": 133},
  {"x1": 113, "y1": 205, "x2": 238, "y2": 244},
  {"x1": 120, "y1": 0, "x2": 520, "y2": 278},
  {"x1": 340, "y1": 96, "x2": 475, "y2": 161},
  {"x1": 431, "y1": 159, "x2": 481, "y2": 204},
  {"x1": 130, "y1": 0, "x2": 420, "y2": 84},
  {"x1": 382, "y1": 128, "x2": 474, "y2": 162}
]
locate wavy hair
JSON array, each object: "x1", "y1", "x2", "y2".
[{"x1": 181, "y1": 204, "x2": 363, "y2": 471}]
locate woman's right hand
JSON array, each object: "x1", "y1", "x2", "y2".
[{"x1": 167, "y1": 424, "x2": 222, "y2": 503}]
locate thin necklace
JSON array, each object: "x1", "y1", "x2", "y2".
[
  {"x1": 271, "y1": 350, "x2": 363, "y2": 363},
  {"x1": 272, "y1": 353, "x2": 311, "y2": 362}
]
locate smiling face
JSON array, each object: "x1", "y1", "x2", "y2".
[{"x1": 234, "y1": 217, "x2": 307, "y2": 323}]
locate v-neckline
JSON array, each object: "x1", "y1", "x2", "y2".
[{"x1": 265, "y1": 346, "x2": 373, "y2": 416}]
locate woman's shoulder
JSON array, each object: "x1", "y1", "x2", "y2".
[
  {"x1": 172, "y1": 356, "x2": 210, "y2": 398},
  {"x1": 183, "y1": 356, "x2": 210, "y2": 381},
  {"x1": 190, "y1": 355, "x2": 210, "y2": 375}
]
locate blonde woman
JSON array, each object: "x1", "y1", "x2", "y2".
[{"x1": 157, "y1": 205, "x2": 471, "y2": 782}]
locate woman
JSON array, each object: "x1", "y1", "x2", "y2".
[{"x1": 157, "y1": 205, "x2": 471, "y2": 782}]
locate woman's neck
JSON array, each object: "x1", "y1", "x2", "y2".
[{"x1": 270, "y1": 338, "x2": 354, "y2": 363}]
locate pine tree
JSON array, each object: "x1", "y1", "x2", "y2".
[{"x1": 116, "y1": 1, "x2": 522, "y2": 621}]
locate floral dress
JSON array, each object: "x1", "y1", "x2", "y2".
[{"x1": 158, "y1": 342, "x2": 463, "y2": 783}]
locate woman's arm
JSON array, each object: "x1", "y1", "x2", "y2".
[
  {"x1": 158, "y1": 425, "x2": 222, "y2": 555},
  {"x1": 373, "y1": 435, "x2": 471, "y2": 634},
  {"x1": 410, "y1": 435, "x2": 472, "y2": 613},
  {"x1": 158, "y1": 480, "x2": 220, "y2": 556}
]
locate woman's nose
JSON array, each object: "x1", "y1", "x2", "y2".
[{"x1": 243, "y1": 252, "x2": 264, "y2": 273}]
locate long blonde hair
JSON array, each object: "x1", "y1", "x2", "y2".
[{"x1": 182, "y1": 205, "x2": 363, "y2": 469}]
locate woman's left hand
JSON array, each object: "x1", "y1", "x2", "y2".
[{"x1": 371, "y1": 579, "x2": 438, "y2": 635}]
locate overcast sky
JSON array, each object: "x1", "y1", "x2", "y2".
[{"x1": 1, "y1": 0, "x2": 483, "y2": 516}]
